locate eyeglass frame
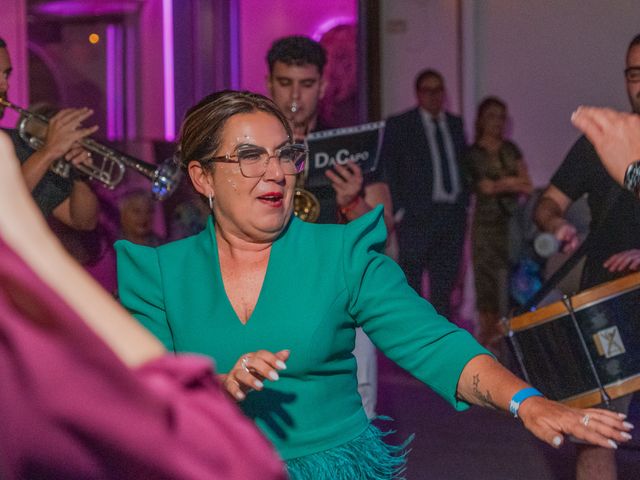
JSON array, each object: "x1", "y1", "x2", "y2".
[
  {"x1": 625, "y1": 66, "x2": 640, "y2": 82},
  {"x1": 201, "y1": 142, "x2": 308, "y2": 178}
]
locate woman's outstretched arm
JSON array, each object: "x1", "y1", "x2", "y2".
[{"x1": 457, "y1": 354, "x2": 633, "y2": 449}]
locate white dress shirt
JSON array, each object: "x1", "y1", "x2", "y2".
[{"x1": 419, "y1": 109, "x2": 461, "y2": 203}]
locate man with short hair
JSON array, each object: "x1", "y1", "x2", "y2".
[
  {"x1": 0, "y1": 36, "x2": 99, "y2": 231},
  {"x1": 533, "y1": 34, "x2": 640, "y2": 480},
  {"x1": 266, "y1": 35, "x2": 393, "y2": 227},
  {"x1": 380, "y1": 69, "x2": 468, "y2": 318},
  {"x1": 266, "y1": 36, "x2": 393, "y2": 419}
]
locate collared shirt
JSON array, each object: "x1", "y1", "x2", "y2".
[{"x1": 419, "y1": 109, "x2": 461, "y2": 203}]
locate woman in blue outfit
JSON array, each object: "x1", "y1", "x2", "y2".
[{"x1": 116, "y1": 91, "x2": 632, "y2": 479}]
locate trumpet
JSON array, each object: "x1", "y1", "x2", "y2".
[{"x1": 0, "y1": 98, "x2": 182, "y2": 201}]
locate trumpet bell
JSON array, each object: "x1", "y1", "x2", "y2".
[
  {"x1": 0, "y1": 98, "x2": 182, "y2": 201},
  {"x1": 150, "y1": 159, "x2": 182, "y2": 201},
  {"x1": 293, "y1": 187, "x2": 320, "y2": 223}
]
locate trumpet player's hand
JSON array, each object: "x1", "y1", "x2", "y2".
[
  {"x1": 41, "y1": 108, "x2": 98, "y2": 162},
  {"x1": 65, "y1": 145, "x2": 93, "y2": 168}
]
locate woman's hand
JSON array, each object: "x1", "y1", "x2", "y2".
[
  {"x1": 220, "y1": 349, "x2": 290, "y2": 401},
  {"x1": 477, "y1": 176, "x2": 532, "y2": 196},
  {"x1": 518, "y1": 396, "x2": 634, "y2": 449}
]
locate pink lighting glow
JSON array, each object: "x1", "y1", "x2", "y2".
[
  {"x1": 32, "y1": 1, "x2": 141, "y2": 17},
  {"x1": 311, "y1": 16, "x2": 356, "y2": 42},
  {"x1": 106, "y1": 25, "x2": 123, "y2": 140},
  {"x1": 162, "y1": 0, "x2": 175, "y2": 141}
]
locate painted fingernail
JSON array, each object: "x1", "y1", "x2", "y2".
[
  {"x1": 276, "y1": 360, "x2": 287, "y2": 370},
  {"x1": 269, "y1": 371, "x2": 279, "y2": 381},
  {"x1": 621, "y1": 432, "x2": 632, "y2": 440},
  {"x1": 552, "y1": 436, "x2": 562, "y2": 447},
  {"x1": 618, "y1": 413, "x2": 627, "y2": 419},
  {"x1": 235, "y1": 391, "x2": 245, "y2": 400},
  {"x1": 608, "y1": 440, "x2": 618, "y2": 449},
  {"x1": 254, "y1": 380, "x2": 264, "y2": 389},
  {"x1": 623, "y1": 421, "x2": 635, "y2": 429}
]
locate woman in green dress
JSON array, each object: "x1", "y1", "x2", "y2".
[
  {"x1": 464, "y1": 97, "x2": 533, "y2": 352},
  {"x1": 116, "y1": 91, "x2": 632, "y2": 479}
]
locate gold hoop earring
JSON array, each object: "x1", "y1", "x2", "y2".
[{"x1": 208, "y1": 193, "x2": 213, "y2": 210}]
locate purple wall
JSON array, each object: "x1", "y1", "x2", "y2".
[
  {"x1": 238, "y1": 0, "x2": 356, "y2": 94},
  {"x1": 0, "y1": 0, "x2": 28, "y2": 129}
]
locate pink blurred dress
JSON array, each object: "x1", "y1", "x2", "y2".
[{"x1": 0, "y1": 237, "x2": 286, "y2": 480}]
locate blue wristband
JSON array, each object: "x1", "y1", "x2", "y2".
[{"x1": 509, "y1": 387, "x2": 543, "y2": 418}]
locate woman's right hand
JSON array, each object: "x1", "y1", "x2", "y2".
[{"x1": 220, "y1": 349, "x2": 290, "y2": 401}]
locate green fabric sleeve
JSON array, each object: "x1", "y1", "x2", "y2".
[
  {"x1": 342, "y1": 206, "x2": 491, "y2": 410},
  {"x1": 115, "y1": 240, "x2": 174, "y2": 351}
]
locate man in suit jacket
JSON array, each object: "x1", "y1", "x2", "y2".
[{"x1": 381, "y1": 69, "x2": 468, "y2": 318}]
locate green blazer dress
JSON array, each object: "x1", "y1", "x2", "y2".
[{"x1": 116, "y1": 206, "x2": 489, "y2": 461}]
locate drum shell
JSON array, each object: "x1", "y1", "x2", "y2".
[{"x1": 508, "y1": 273, "x2": 640, "y2": 408}]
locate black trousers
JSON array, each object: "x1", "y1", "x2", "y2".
[{"x1": 397, "y1": 204, "x2": 467, "y2": 318}]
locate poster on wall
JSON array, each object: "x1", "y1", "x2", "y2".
[{"x1": 305, "y1": 121, "x2": 385, "y2": 188}]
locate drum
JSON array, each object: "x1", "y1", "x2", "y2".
[{"x1": 507, "y1": 272, "x2": 640, "y2": 408}]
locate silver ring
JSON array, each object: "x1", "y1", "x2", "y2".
[
  {"x1": 582, "y1": 414, "x2": 591, "y2": 427},
  {"x1": 241, "y1": 356, "x2": 250, "y2": 373}
]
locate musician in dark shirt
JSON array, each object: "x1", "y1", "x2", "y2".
[
  {"x1": 533, "y1": 33, "x2": 640, "y2": 480},
  {"x1": 0, "y1": 37, "x2": 98, "y2": 230}
]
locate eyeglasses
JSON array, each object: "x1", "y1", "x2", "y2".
[
  {"x1": 625, "y1": 67, "x2": 640, "y2": 83},
  {"x1": 204, "y1": 143, "x2": 307, "y2": 178}
]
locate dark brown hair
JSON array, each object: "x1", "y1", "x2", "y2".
[
  {"x1": 474, "y1": 96, "x2": 507, "y2": 142},
  {"x1": 267, "y1": 36, "x2": 326, "y2": 75},
  {"x1": 178, "y1": 90, "x2": 293, "y2": 170},
  {"x1": 414, "y1": 69, "x2": 444, "y2": 92}
]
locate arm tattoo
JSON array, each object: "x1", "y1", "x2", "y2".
[{"x1": 472, "y1": 374, "x2": 496, "y2": 409}]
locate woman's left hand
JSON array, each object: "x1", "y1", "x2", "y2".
[
  {"x1": 219, "y1": 349, "x2": 290, "y2": 402},
  {"x1": 517, "y1": 396, "x2": 633, "y2": 449}
]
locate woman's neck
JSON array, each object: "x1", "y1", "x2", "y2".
[{"x1": 214, "y1": 222, "x2": 273, "y2": 262}]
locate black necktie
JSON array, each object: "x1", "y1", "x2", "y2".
[{"x1": 433, "y1": 118, "x2": 453, "y2": 194}]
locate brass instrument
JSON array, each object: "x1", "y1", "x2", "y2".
[
  {"x1": 288, "y1": 100, "x2": 320, "y2": 222},
  {"x1": 0, "y1": 98, "x2": 181, "y2": 201},
  {"x1": 293, "y1": 175, "x2": 320, "y2": 223}
]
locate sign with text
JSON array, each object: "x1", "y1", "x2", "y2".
[{"x1": 305, "y1": 121, "x2": 385, "y2": 188}]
